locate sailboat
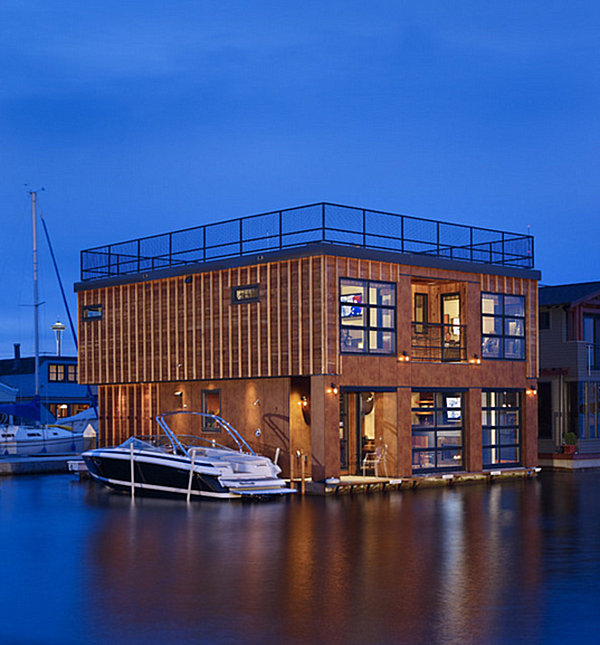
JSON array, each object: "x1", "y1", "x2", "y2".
[{"x1": 0, "y1": 191, "x2": 91, "y2": 456}]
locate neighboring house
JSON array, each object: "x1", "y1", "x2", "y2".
[
  {"x1": 0, "y1": 344, "x2": 95, "y2": 424},
  {"x1": 75, "y1": 202, "x2": 540, "y2": 480},
  {"x1": 538, "y1": 281, "x2": 600, "y2": 454}
]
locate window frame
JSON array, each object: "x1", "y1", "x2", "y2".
[
  {"x1": 231, "y1": 284, "x2": 260, "y2": 305},
  {"x1": 82, "y1": 304, "x2": 103, "y2": 321},
  {"x1": 482, "y1": 389, "x2": 521, "y2": 468},
  {"x1": 481, "y1": 292, "x2": 526, "y2": 361},
  {"x1": 411, "y1": 390, "x2": 465, "y2": 474},
  {"x1": 48, "y1": 363, "x2": 65, "y2": 382},
  {"x1": 414, "y1": 292, "x2": 428, "y2": 334},
  {"x1": 339, "y1": 278, "x2": 396, "y2": 355}
]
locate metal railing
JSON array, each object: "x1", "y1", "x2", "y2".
[
  {"x1": 411, "y1": 322, "x2": 467, "y2": 362},
  {"x1": 80, "y1": 202, "x2": 535, "y2": 281}
]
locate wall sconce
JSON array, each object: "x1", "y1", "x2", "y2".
[
  {"x1": 326, "y1": 383, "x2": 339, "y2": 395},
  {"x1": 173, "y1": 391, "x2": 183, "y2": 397},
  {"x1": 526, "y1": 387, "x2": 537, "y2": 396},
  {"x1": 298, "y1": 395, "x2": 311, "y2": 425},
  {"x1": 398, "y1": 352, "x2": 410, "y2": 362},
  {"x1": 469, "y1": 354, "x2": 481, "y2": 365},
  {"x1": 253, "y1": 399, "x2": 261, "y2": 407}
]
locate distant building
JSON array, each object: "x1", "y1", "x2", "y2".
[
  {"x1": 538, "y1": 281, "x2": 600, "y2": 454},
  {"x1": 0, "y1": 343, "x2": 95, "y2": 424},
  {"x1": 76, "y1": 202, "x2": 540, "y2": 480}
]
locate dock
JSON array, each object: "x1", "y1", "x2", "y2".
[
  {"x1": 0, "y1": 455, "x2": 80, "y2": 476},
  {"x1": 292, "y1": 467, "x2": 542, "y2": 495}
]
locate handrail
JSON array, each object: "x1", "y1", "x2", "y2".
[
  {"x1": 155, "y1": 411, "x2": 256, "y2": 458},
  {"x1": 80, "y1": 202, "x2": 535, "y2": 280}
]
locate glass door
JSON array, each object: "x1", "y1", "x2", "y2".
[
  {"x1": 441, "y1": 293, "x2": 461, "y2": 361},
  {"x1": 339, "y1": 392, "x2": 377, "y2": 474}
]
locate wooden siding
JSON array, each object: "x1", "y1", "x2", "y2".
[
  {"x1": 79, "y1": 255, "x2": 538, "y2": 385},
  {"x1": 79, "y1": 258, "x2": 333, "y2": 385}
]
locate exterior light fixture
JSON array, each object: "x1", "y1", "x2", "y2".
[
  {"x1": 469, "y1": 354, "x2": 481, "y2": 365},
  {"x1": 526, "y1": 387, "x2": 537, "y2": 396},
  {"x1": 398, "y1": 352, "x2": 410, "y2": 362},
  {"x1": 173, "y1": 391, "x2": 183, "y2": 397},
  {"x1": 328, "y1": 383, "x2": 339, "y2": 395},
  {"x1": 298, "y1": 395, "x2": 309, "y2": 407},
  {"x1": 253, "y1": 399, "x2": 261, "y2": 407}
]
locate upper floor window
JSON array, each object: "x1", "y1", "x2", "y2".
[
  {"x1": 414, "y1": 293, "x2": 428, "y2": 334},
  {"x1": 48, "y1": 363, "x2": 78, "y2": 382},
  {"x1": 340, "y1": 279, "x2": 396, "y2": 354},
  {"x1": 231, "y1": 284, "x2": 260, "y2": 304},
  {"x1": 481, "y1": 293, "x2": 525, "y2": 360},
  {"x1": 82, "y1": 305, "x2": 103, "y2": 321},
  {"x1": 48, "y1": 364, "x2": 64, "y2": 382}
]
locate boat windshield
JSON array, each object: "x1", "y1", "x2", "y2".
[{"x1": 119, "y1": 437, "x2": 166, "y2": 453}]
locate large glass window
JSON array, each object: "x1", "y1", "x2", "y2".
[
  {"x1": 482, "y1": 390, "x2": 521, "y2": 467},
  {"x1": 481, "y1": 293, "x2": 525, "y2": 360},
  {"x1": 583, "y1": 315, "x2": 600, "y2": 370},
  {"x1": 579, "y1": 382, "x2": 600, "y2": 439},
  {"x1": 412, "y1": 391, "x2": 464, "y2": 472},
  {"x1": 339, "y1": 279, "x2": 396, "y2": 354}
]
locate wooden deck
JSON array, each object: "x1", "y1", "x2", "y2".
[{"x1": 292, "y1": 467, "x2": 542, "y2": 495}]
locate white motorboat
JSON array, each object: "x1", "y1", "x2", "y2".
[{"x1": 83, "y1": 411, "x2": 296, "y2": 500}]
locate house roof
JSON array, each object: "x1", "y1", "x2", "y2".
[{"x1": 539, "y1": 281, "x2": 600, "y2": 307}]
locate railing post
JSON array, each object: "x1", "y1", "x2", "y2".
[
  {"x1": 279, "y1": 210, "x2": 283, "y2": 249},
  {"x1": 322, "y1": 203, "x2": 326, "y2": 242},
  {"x1": 169, "y1": 232, "x2": 173, "y2": 267},
  {"x1": 186, "y1": 450, "x2": 196, "y2": 503},
  {"x1": 502, "y1": 233, "x2": 506, "y2": 265},
  {"x1": 137, "y1": 238, "x2": 141, "y2": 273},
  {"x1": 239, "y1": 218, "x2": 243, "y2": 256},
  {"x1": 130, "y1": 442, "x2": 135, "y2": 499},
  {"x1": 401, "y1": 216, "x2": 404, "y2": 253},
  {"x1": 470, "y1": 227, "x2": 474, "y2": 263},
  {"x1": 436, "y1": 221, "x2": 440, "y2": 256},
  {"x1": 203, "y1": 225, "x2": 206, "y2": 262},
  {"x1": 107, "y1": 247, "x2": 112, "y2": 276},
  {"x1": 362, "y1": 209, "x2": 366, "y2": 247}
]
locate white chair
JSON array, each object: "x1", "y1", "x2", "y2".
[{"x1": 361, "y1": 443, "x2": 388, "y2": 477}]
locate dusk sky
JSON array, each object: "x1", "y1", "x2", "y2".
[{"x1": 1, "y1": 1, "x2": 598, "y2": 357}]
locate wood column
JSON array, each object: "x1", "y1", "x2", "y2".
[
  {"x1": 465, "y1": 388, "x2": 482, "y2": 472},
  {"x1": 310, "y1": 374, "x2": 340, "y2": 481}
]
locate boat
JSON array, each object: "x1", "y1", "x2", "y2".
[
  {"x1": 82, "y1": 411, "x2": 296, "y2": 500},
  {"x1": 0, "y1": 191, "x2": 89, "y2": 457}
]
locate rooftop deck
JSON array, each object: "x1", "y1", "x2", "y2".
[{"x1": 80, "y1": 202, "x2": 534, "y2": 281}]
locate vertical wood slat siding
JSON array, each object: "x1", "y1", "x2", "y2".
[{"x1": 78, "y1": 255, "x2": 538, "y2": 384}]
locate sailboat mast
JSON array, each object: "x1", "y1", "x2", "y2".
[{"x1": 31, "y1": 191, "x2": 40, "y2": 397}]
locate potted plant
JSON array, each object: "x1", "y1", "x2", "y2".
[{"x1": 562, "y1": 432, "x2": 578, "y2": 455}]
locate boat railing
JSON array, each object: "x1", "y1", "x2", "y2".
[{"x1": 155, "y1": 411, "x2": 257, "y2": 459}]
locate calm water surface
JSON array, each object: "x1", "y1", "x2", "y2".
[{"x1": 1, "y1": 471, "x2": 599, "y2": 644}]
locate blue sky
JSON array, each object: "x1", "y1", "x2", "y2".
[{"x1": 1, "y1": 0, "x2": 599, "y2": 356}]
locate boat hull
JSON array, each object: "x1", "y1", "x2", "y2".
[
  {"x1": 83, "y1": 449, "x2": 294, "y2": 500},
  {"x1": 0, "y1": 426, "x2": 86, "y2": 456}
]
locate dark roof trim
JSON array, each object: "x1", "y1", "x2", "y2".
[{"x1": 75, "y1": 241, "x2": 540, "y2": 292}]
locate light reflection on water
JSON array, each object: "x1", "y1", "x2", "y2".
[{"x1": 1, "y1": 472, "x2": 600, "y2": 644}]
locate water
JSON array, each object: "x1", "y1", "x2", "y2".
[{"x1": 1, "y1": 471, "x2": 599, "y2": 644}]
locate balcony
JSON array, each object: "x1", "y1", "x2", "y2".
[
  {"x1": 411, "y1": 322, "x2": 467, "y2": 363},
  {"x1": 80, "y1": 202, "x2": 535, "y2": 281}
]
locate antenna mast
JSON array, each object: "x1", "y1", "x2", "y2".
[{"x1": 30, "y1": 190, "x2": 40, "y2": 396}]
